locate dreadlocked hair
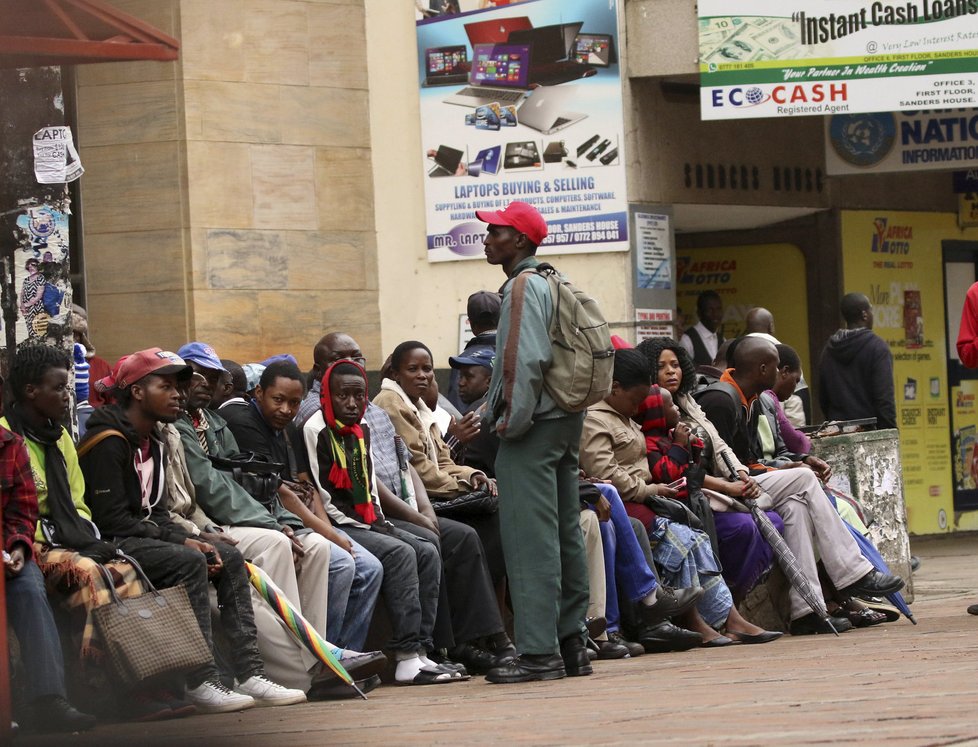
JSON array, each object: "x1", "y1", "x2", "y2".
[
  {"x1": 635, "y1": 337, "x2": 697, "y2": 396},
  {"x1": 8, "y1": 344, "x2": 71, "y2": 402}
]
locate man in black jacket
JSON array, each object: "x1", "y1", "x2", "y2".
[
  {"x1": 80, "y1": 348, "x2": 304, "y2": 712},
  {"x1": 818, "y1": 292, "x2": 897, "y2": 429}
]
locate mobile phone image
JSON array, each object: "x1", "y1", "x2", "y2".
[{"x1": 205, "y1": 550, "x2": 219, "y2": 565}]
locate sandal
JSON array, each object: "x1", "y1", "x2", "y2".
[
  {"x1": 844, "y1": 607, "x2": 888, "y2": 627},
  {"x1": 396, "y1": 665, "x2": 463, "y2": 685}
]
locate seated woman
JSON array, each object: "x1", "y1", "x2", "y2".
[
  {"x1": 372, "y1": 341, "x2": 504, "y2": 585},
  {"x1": 579, "y1": 349, "x2": 779, "y2": 646},
  {"x1": 636, "y1": 337, "x2": 786, "y2": 605}
]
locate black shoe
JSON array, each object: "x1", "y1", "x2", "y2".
[
  {"x1": 309, "y1": 674, "x2": 382, "y2": 700},
  {"x1": 839, "y1": 570, "x2": 904, "y2": 598},
  {"x1": 789, "y1": 612, "x2": 854, "y2": 636},
  {"x1": 640, "y1": 585, "x2": 704, "y2": 626},
  {"x1": 590, "y1": 637, "x2": 631, "y2": 660},
  {"x1": 560, "y1": 636, "x2": 593, "y2": 676},
  {"x1": 608, "y1": 630, "x2": 644, "y2": 657},
  {"x1": 31, "y1": 695, "x2": 96, "y2": 733},
  {"x1": 969, "y1": 603, "x2": 978, "y2": 616},
  {"x1": 584, "y1": 616, "x2": 607, "y2": 638},
  {"x1": 448, "y1": 642, "x2": 497, "y2": 675},
  {"x1": 910, "y1": 555, "x2": 921, "y2": 573},
  {"x1": 485, "y1": 653, "x2": 566, "y2": 684},
  {"x1": 638, "y1": 621, "x2": 703, "y2": 653}
]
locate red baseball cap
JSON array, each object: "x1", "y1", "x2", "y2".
[
  {"x1": 114, "y1": 348, "x2": 192, "y2": 389},
  {"x1": 475, "y1": 201, "x2": 548, "y2": 246}
]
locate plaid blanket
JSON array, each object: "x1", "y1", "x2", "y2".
[{"x1": 34, "y1": 544, "x2": 145, "y2": 662}]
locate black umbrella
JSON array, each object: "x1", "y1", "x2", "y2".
[{"x1": 721, "y1": 453, "x2": 839, "y2": 636}]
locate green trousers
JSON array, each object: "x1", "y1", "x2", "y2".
[{"x1": 495, "y1": 413, "x2": 589, "y2": 655}]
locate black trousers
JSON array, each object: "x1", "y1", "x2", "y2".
[
  {"x1": 392, "y1": 517, "x2": 504, "y2": 647},
  {"x1": 115, "y1": 536, "x2": 219, "y2": 686},
  {"x1": 210, "y1": 540, "x2": 264, "y2": 681}
]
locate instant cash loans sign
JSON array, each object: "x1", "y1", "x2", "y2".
[
  {"x1": 698, "y1": 0, "x2": 978, "y2": 120},
  {"x1": 416, "y1": 0, "x2": 629, "y2": 261}
]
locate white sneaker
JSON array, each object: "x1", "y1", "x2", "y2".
[
  {"x1": 186, "y1": 680, "x2": 256, "y2": 714},
  {"x1": 235, "y1": 675, "x2": 306, "y2": 707}
]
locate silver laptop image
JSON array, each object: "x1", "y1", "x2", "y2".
[
  {"x1": 516, "y1": 87, "x2": 588, "y2": 135},
  {"x1": 443, "y1": 43, "x2": 532, "y2": 109}
]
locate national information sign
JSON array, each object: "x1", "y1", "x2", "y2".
[{"x1": 698, "y1": 0, "x2": 978, "y2": 120}]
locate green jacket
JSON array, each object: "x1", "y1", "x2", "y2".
[
  {"x1": 174, "y1": 410, "x2": 301, "y2": 530},
  {"x1": 0, "y1": 416, "x2": 87, "y2": 543},
  {"x1": 486, "y1": 256, "x2": 567, "y2": 440}
]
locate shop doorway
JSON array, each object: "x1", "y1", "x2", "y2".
[{"x1": 944, "y1": 240, "x2": 978, "y2": 512}]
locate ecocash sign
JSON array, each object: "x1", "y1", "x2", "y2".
[{"x1": 712, "y1": 83, "x2": 849, "y2": 109}]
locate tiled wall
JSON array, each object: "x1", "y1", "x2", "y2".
[{"x1": 76, "y1": 0, "x2": 380, "y2": 369}]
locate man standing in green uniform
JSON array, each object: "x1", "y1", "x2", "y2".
[{"x1": 477, "y1": 201, "x2": 591, "y2": 684}]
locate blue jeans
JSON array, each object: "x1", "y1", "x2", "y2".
[
  {"x1": 6, "y1": 560, "x2": 66, "y2": 701},
  {"x1": 589, "y1": 484, "x2": 658, "y2": 634},
  {"x1": 326, "y1": 530, "x2": 383, "y2": 651}
]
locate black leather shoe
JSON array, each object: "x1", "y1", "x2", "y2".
[
  {"x1": 839, "y1": 570, "x2": 904, "y2": 598},
  {"x1": 584, "y1": 616, "x2": 607, "y2": 638},
  {"x1": 789, "y1": 612, "x2": 853, "y2": 636},
  {"x1": 560, "y1": 636, "x2": 593, "y2": 676},
  {"x1": 590, "y1": 638, "x2": 631, "y2": 660},
  {"x1": 608, "y1": 630, "x2": 644, "y2": 657},
  {"x1": 640, "y1": 585, "x2": 704, "y2": 625},
  {"x1": 448, "y1": 642, "x2": 497, "y2": 674},
  {"x1": 309, "y1": 674, "x2": 382, "y2": 700},
  {"x1": 638, "y1": 621, "x2": 703, "y2": 653},
  {"x1": 968, "y1": 603, "x2": 978, "y2": 616},
  {"x1": 31, "y1": 695, "x2": 96, "y2": 733},
  {"x1": 485, "y1": 653, "x2": 566, "y2": 684}
]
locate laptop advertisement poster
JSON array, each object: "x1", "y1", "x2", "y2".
[{"x1": 416, "y1": 0, "x2": 628, "y2": 262}]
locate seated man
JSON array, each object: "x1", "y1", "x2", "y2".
[
  {"x1": 213, "y1": 355, "x2": 384, "y2": 654},
  {"x1": 78, "y1": 348, "x2": 272, "y2": 713},
  {"x1": 696, "y1": 336, "x2": 904, "y2": 635},
  {"x1": 446, "y1": 290, "x2": 500, "y2": 411},
  {"x1": 211, "y1": 359, "x2": 249, "y2": 415},
  {"x1": 449, "y1": 345, "x2": 499, "y2": 476},
  {"x1": 171, "y1": 344, "x2": 382, "y2": 680},
  {"x1": 303, "y1": 360, "x2": 464, "y2": 685},
  {"x1": 306, "y1": 332, "x2": 515, "y2": 674},
  {"x1": 2, "y1": 403, "x2": 95, "y2": 732}
]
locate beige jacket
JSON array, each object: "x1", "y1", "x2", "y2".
[
  {"x1": 373, "y1": 381, "x2": 483, "y2": 498},
  {"x1": 580, "y1": 401, "x2": 661, "y2": 502},
  {"x1": 676, "y1": 392, "x2": 747, "y2": 477},
  {"x1": 158, "y1": 423, "x2": 216, "y2": 535}
]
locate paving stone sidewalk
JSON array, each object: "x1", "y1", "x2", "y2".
[{"x1": 15, "y1": 534, "x2": 978, "y2": 747}]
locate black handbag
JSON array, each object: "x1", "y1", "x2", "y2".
[
  {"x1": 208, "y1": 452, "x2": 284, "y2": 510},
  {"x1": 431, "y1": 488, "x2": 498, "y2": 519}
]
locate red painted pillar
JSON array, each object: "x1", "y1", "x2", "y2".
[{"x1": 0, "y1": 498, "x2": 11, "y2": 741}]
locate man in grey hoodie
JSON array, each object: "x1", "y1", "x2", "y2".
[{"x1": 817, "y1": 292, "x2": 897, "y2": 429}]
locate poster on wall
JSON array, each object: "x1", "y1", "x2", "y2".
[
  {"x1": 675, "y1": 244, "x2": 812, "y2": 376},
  {"x1": 634, "y1": 212, "x2": 672, "y2": 289},
  {"x1": 13, "y1": 206, "x2": 72, "y2": 343},
  {"x1": 840, "y1": 211, "x2": 952, "y2": 534},
  {"x1": 826, "y1": 110, "x2": 978, "y2": 176},
  {"x1": 416, "y1": 0, "x2": 628, "y2": 262},
  {"x1": 698, "y1": 0, "x2": 978, "y2": 120}
]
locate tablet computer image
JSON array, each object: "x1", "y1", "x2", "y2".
[
  {"x1": 573, "y1": 33, "x2": 617, "y2": 66},
  {"x1": 504, "y1": 141, "x2": 541, "y2": 169}
]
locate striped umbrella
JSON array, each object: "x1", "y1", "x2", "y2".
[
  {"x1": 720, "y1": 453, "x2": 838, "y2": 635},
  {"x1": 742, "y1": 497, "x2": 840, "y2": 636},
  {"x1": 245, "y1": 561, "x2": 366, "y2": 699}
]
